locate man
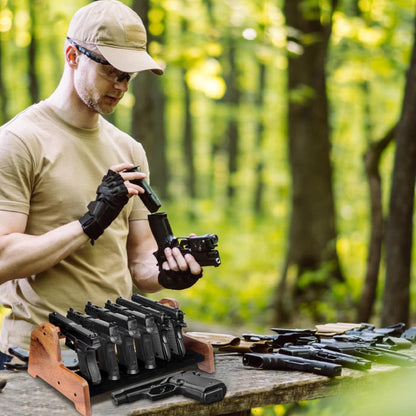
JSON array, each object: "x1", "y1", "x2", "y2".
[{"x1": 0, "y1": 0, "x2": 202, "y2": 369}]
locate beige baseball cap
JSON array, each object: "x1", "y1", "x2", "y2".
[{"x1": 67, "y1": 0, "x2": 163, "y2": 75}]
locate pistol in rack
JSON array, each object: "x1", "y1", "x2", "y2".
[
  {"x1": 49, "y1": 312, "x2": 102, "y2": 385},
  {"x1": 104, "y1": 300, "x2": 157, "y2": 369},
  {"x1": 66, "y1": 308, "x2": 122, "y2": 380},
  {"x1": 131, "y1": 293, "x2": 187, "y2": 357},
  {"x1": 84, "y1": 302, "x2": 139, "y2": 375},
  {"x1": 115, "y1": 296, "x2": 172, "y2": 361}
]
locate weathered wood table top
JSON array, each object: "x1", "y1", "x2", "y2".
[{"x1": 1, "y1": 351, "x2": 416, "y2": 416}]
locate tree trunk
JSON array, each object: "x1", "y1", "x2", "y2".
[
  {"x1": 131, "y1": 0, "x2": 168, "y2": 199},
  {"x1": 274, "y1": 0, "x2": 342, "y2": 324},
  {"x1": 28, "y1": 0, "x2": 39, "y2": 104},
  {"x1": 180, "y1": 17, "x2": 196, "y2": 200},
  {"x1": 381, "y1": 19, "x2": 416, "y2": 326},
  {"x1": 357, "y1": 126, "x2": 395, "y2": 322},
  {"x1": 223, "y1": 40, "x2": 240, "y2": 202},
  {"x1": 254, "y1": 63, "x2": 266, "y2": 214},
  {"x1": 182, "y1": 71, "x2": 196, "y2": 198}
]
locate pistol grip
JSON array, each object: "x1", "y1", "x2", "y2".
[
  {"x1": 97, "y1": 339, "x2": 120, "y2": 381},
  {"x1": 77, "y1": 349, "x2": 101, "y2": 386},
  {"x1": 134, "y1": 332, "x2": 156, "y2": 370},
  {"x1": 117, "y1": 336, "x2": 139, "y2": 375}
]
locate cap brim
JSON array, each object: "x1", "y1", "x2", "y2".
[{"x1": 97, "y1": 45, "x2": 164, "y2": 75}]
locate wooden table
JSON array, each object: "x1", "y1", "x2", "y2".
[{"x1": 1, "y1": 350, "x2": 416, "y2": 416}]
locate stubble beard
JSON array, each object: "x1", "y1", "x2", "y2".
[
  {"x1": 79, "y1": 90, "x2": 116, "y2": 115},
  {"x1": 76, "y1": 76, "x2": 118, "y2": 115}
]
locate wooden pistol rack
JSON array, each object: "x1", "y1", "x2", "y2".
[{"x1": 27, "y1": 298, "x2": 214, "y2": 416}]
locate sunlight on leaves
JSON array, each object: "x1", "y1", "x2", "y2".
[
  {"x1": 0, "y1": 8, "x2": 12, "y2": 32},
  {"x1": 186, "y1": 59, "x2": 226, "y2": 99}
]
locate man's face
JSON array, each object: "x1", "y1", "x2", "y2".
[{"x1": 73, "y1": 53, "x2": 133, "y2": 115}]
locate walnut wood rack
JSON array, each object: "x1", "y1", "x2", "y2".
[{"x1": 27, "y1": 298, "x2": 214, "y2": 416}]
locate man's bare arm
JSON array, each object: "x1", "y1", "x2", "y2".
[
  {"x1": 127, "y1": 219, "x2": 163, "y2": 293},
  {"x1": 0, "y1": 163, "x2": 146, "y2": 285},
  {"x1": 0, "y1": 211, "x2": 89, "y2": 284}
]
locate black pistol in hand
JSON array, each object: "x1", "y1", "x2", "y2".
[
  {"x1": 125, "y1": 166, "x2": 161, "y2": 213},
  {"x1": 148, "y1": 212, "x2": 221, "y2": 268}
]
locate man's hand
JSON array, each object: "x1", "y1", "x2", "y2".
[
  {"x1": 117, "y1": 163, "x2": 147, "y2": 196},
  {"x1": 79, "y1": 163, "x2": 147, "y2": 243},
  {"x1": 162, "y1": 246, "x2": 202, "y2": 274},
  {"x1": 158, "y1": 246, "x2": 203, "y2": 290}
]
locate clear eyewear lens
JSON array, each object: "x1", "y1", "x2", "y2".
[{"x1": 97, "y1": 65, "x2": 137, "y2": 83}]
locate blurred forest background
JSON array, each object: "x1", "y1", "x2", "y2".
[
  {"x1": 1, "y1": 0, "x2": 416, "y2": 339},
  {"x1": 2, "y1": 0, "x2": 416, "y2": 415}
]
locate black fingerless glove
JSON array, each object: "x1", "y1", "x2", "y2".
[
  {"x1": 79, "y1": 170, "x2": 129, "y2": 244},
  {"x1": 158, "y1": 268, "x2": 203, "y2": 290}
]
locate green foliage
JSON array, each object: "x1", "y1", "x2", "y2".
[
  {"x1": 0, "y1": 0, "x2": 416, "y2": 336},
  {"x1": 1, "y1": 3, "x2": 416, "y2": 416}
]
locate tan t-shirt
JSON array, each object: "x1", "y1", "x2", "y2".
[{"x1": 0, "y1": 100, "x2": 150, "y2": 353}]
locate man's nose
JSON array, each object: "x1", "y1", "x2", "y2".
[{"x1": 113, "y1": 78, "x2": 129, "y2": 91}]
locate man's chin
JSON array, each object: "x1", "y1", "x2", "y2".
[
  {"x1": 83, "y1": 98, "x2": 118, "y2": 115},
  {"x1": 98, "y1": 98, "x2": 120, "y2": 115},
  {"x1": 99, "y1": 107, "x2": 116, "y2": 115},
  {"x1": 95, "y1": 102, "x2": 118, "y2": 115}
]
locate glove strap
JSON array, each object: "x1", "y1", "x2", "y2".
[
  {"x1": 79, "y1": 212, "x2": 104, "y2": 244},
  {"x1": 158, "y1": 268, "x2": 203, "y2": 290},
  {"x1": 79, "y1": 170, "x2": 128, "y2": 244}
]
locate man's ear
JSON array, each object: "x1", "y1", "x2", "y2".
[{"x1": 65, "y1": 45, "x2": 79, "y2": 68}]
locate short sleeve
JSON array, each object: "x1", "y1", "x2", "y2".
[{"x1": 0, "y1": 129, "x2": 33, "y2": 215}]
